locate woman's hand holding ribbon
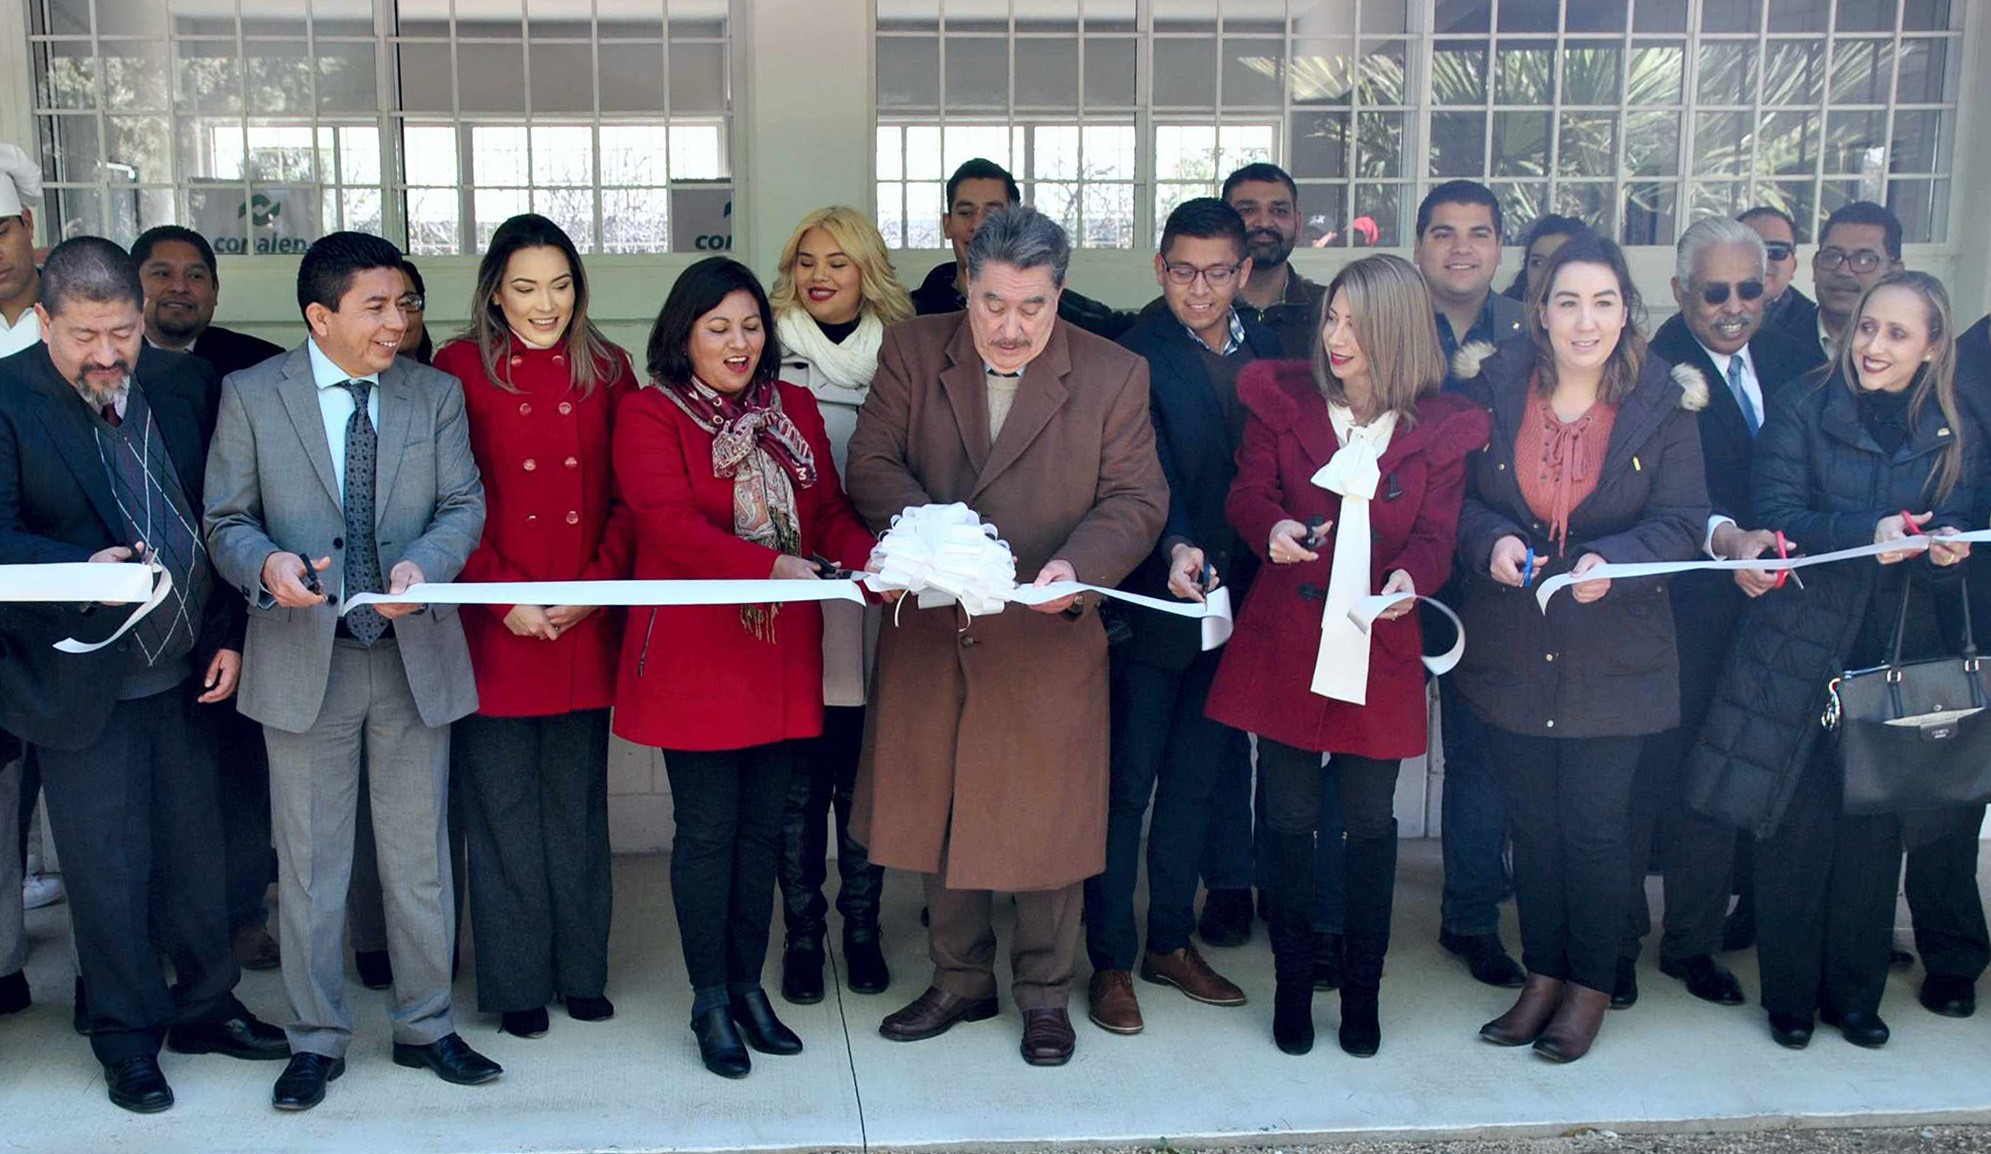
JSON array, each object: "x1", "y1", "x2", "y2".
[
  {"x1": 1875, "y1": 510, "x2": 1932, "y2": 564},
  {"x1": 1568, "y1": 552, "x2": 1611, "y2": 603},
  {"x1": 1930, "y1": 528, "x2": 1971, "y2": 567},
  {"x1": 1166, "y1": 542, "x2": 1212, "y2": 602},
  {"x1": 1377, "y1": 569, "x2": 1416, "y2": 619},
  {"x1": 769, "y1": 553, "x2": 822, "y2": 581},
  {"x1": 1269, "y1": 519, "x2": 1321, "y2": 565}
]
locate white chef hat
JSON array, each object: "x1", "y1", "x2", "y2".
[{"x1": 0, "y1": 144, "x2": 44, "y2": 219}]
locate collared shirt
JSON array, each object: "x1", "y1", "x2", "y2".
[
  {"x1": 0, "y1": 306, "x2": 41, "y2": 358},
  {"x1": 305, "y1": 338, "x2": 381, "y2": 502},
  {"x1": 1435, "y1": 292, "x2": 1503, "y2": 363},
  {"x1": 1695, "y1": 339, "x2": 1764, "y2": 424},
  {"x1": 145, "y1": 332, "x2": 199, "y2": 354},
  {"x1": 1819, "y1": 314, "x2": 1839, "y2": 363},
  {"x1": 1183, "y1": 308, "x2": 1246, "y2": 356}
]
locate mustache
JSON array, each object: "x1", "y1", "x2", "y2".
[{"x1": 81, "y1": 361, "x2": 132, "y2": 376}]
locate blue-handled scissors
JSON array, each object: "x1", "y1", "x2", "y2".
[{"x1": 1520, "y1": 545, "x2": 1539, "y2": 588}]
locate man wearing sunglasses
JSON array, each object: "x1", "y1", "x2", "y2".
[
  {"x1": 1769, "y1": 201, "x2": 1903, "y2": 362},
  {"x1": 1738, "y1": 206, "x2": 1813, "y2": 339},
  {"x1": 1622, "y1": 217, "x2": 1827, "y2": 1013}
]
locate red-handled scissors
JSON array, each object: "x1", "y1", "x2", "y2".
[
  {"x1": 1899, "y1": 509, "x2": 1925, "y2": 536},
  {"x1": 1771, "y1": 530, "x2": 1802, "y2": 590}
]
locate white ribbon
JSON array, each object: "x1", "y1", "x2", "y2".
[
  {"x1": 0, "y1": 560, "x2": 172, "y2": 653},
  {"x1": 1349, "y1": 591, "x2": 1465, "y2": 676},
  {"x1": 1309, "y1": 409, "x2": 1396, "y2": 703},
  {"x1": 1534, "y1": 527, "x2": 1991, "y2": 612},
  {"x1": 344, "y1": 578, "x2": 865, "y2": 612}
]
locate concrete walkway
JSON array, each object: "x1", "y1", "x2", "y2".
[{"x1": 2, "y1": 843, "x2": 1988, "y2": 1153}]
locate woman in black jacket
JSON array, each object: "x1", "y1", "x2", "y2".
[
  {"x1": 1452, "y1": 233, "x2": 1711, "y2": 1063},
  {"x1": 1691, "y1": 271, "x2": 1977, "y2": 1050}
]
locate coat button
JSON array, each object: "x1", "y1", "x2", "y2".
[
  {"x1": 1545, "y1": 653, "x2": 1554, "y2": 662},
  {"x1": 566, "y1": 510, "x2": 580, "y2": 525},
  {"x1": 960, "y1": 634, "x2": 977, "y2": 649},
  {"x1": 526, "y1": 514, "x2": 538, "y2": 525},
  {"x1": 553, "y1": 353, "x2": 566, "y2": 365},
  {"x1": 333, "y1": 536, "x2": 344, "y2": 549},
  {"x1": 519, "y1": 402, "x2": 532, "y2": 416},
  {"x1": 523, "y1": 458, "x2": 537, "y2": 471},
  {"x1": 559, "y1": 401, "x2": 573, "y2": 415},
  {"x1": 564, "y1": 456, "x2": 579, "y2": 469},
  {"x1": 510, "y1": 355, "x2": 523, "y2": 367},
  {"x1": 1546, "y1": 719, "x2": 1556, "y2": 729}
]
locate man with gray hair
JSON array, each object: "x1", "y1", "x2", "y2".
[
  {"x1": 0, "y1": 236, "x2": 289, "y2": 1113},
  {"x1": 847, "y1": 205, "x2": 1167, "y2": 1066},
  {"x1": 1616, "y1": 216, "x2": 1824, "y2": 1012}
]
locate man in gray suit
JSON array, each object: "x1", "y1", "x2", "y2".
[{"x1": 203, "y1": 231, "x2": 495, "y2": 1111}]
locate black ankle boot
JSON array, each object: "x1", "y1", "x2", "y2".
[
  {"x1": 781, "y1": 939, "x2": 825, "y2": 1006},
  {"x1": 842, "y1": 927, "x2": 890, "y2": 995},
  {"x1": 690, "y1": 1006, "x2": 750, "y2": 1078},
  {"x1": 729, "y1": 988, "x2": 804, "y2": 1055},
  {"x1": 1338, "y1": 828, "x2": 1398, "y2": 1059},
  {"x1": 1264, "y1": 828, "x2": 1319, "y2": 1055}
]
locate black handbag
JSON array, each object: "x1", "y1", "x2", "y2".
[{"x1": 1826, "y1": 575, "x2": 1991, "y2": 815}]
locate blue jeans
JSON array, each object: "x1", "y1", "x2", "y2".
[
  {"x1": 1087, "y1": 652, "x2": 1250, "y2": 971},
  {"x1": 1439, "y1": 679, "x2": 1511, "y2": 936}
]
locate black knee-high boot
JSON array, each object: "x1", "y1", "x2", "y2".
[
  {"x1": 1338, "y1": 825, "x2": 1397, "y2": 1057},
  {"x1": 1264, "y1": 827, "x2": 1318, "y2": 1055}
]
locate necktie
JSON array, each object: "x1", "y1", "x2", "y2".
[
  {"x1": 100, "y1": 402, "x2": 121, "y2": 427},
  {"x1": 1727, "y1": 356, "x2": 1759, "y2": 437},
  {"x1": 340, "y1": 380, "x2": 389, "y2": 645}
]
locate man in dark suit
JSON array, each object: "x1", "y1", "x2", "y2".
[
  {"x1": 1620, "y1": 217, "x2": 1825, "y2": 1011},
  {"x1": 132, "y1": 223, "x2": 286, "y2": 972},
  {"x1": 1767, "y1": 201, "x2": 1902, "y2": 363},
  {"x1": 1083, "y1": 199, "x2": 1276, "y2": 1036},
  {"x1": 1740, "y1": 206, "x2": 1816, "y2": 341},
  {"x1": 0, "y1": 237, "x2": 287, "y2": 1112}
]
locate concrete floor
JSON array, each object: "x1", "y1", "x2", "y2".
[{"x1": 2, "y1": 842, "x2": 1989, "y2": 1154}]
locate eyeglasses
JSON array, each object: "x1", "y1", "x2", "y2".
[
  {"x1": 397, "y1": 294, "x2": 426, "y2": 312},
  {"x1": 1697, "y1": 279, "x2": 1766, "y2": 306},
  {"x1": 1815, "y1": 249, "x2": 1885, "y2": 274},
  {"x1": 1162, "y1": 261, "x2": 1243, "y2": 287},
  {"x1": 1762, "y1": 242, "x2": 1795, "y2": 263}
]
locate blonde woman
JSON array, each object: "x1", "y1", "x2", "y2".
[{"x1": 767, "y1": 207, "x2": 912, "y2": 1005}]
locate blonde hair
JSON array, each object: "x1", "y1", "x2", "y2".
[
  {"x1": 769, "y1": 206, "x2": 913, "y2": 327},
  {"x1": 1314, "y1": 254, "x2": 1446, "y2": 424},
  {"x1": 1836, "y1": 270, "x2": 1966, "y2": 504}
]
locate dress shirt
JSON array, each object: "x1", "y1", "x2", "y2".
[
  {"x1": 1819, "y1": 314, "x2": 1839, "y2": 363},
  {"x1": 1182, "y1": 309, "x2": 1246, "y2": 356},
  {"x1": 0, "y1": 306, "x2": 41, "y2": 358},
  {"x1": 305, "y1": 338, "x2": 381, "y2": 502}
]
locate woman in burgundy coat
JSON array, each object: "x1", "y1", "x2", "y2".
[
  {"x1": 437, "y1": 213, "x2": 634, "y2": 1040},
  {"x1": 1206, "y1": 254, "x2": 1488, "y2": 1058},
  {"x1": 612, "y1": 257, "x2": 875, "y2": 1079}
]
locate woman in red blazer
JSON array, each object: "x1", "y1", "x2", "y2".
[
  {"x1": 435, "y1": 213, "x2": 634, "y2": 1041},
  {"x1": 1206, "y1": 254, "x2": 1489, "y2": 1059},
  {"x1": 613, "y1": 257, "x2": 875, "y2": 1079}
]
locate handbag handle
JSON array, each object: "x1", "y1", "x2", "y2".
[{"x1": 1881, "y1": 573, "x2": 1985, "y2": 718}]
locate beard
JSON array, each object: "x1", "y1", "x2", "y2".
[
  {"x1": 152, "y1": 307, "x2": 205, "y2": 341},
  {"x1": 69, "y1": 366, "x2": 131, "y2": 410},
  {"x1": 1246, "y1": 228, "x2": 1294, "y2": 268}
]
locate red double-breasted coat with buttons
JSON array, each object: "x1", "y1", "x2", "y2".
[
  {"x1": 435, "y1": 336, "x2": 635, "y2": 717},
  {"x1": 610, "y1": 380, "x2": 877, "y2": 753}
]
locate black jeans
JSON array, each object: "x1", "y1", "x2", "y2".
[
  {"x1": 1484, "y1": 726, "x2": 1642, "y2": 993},
  {"x1": 665, "y1": 741, "x2": 796, "y2": 1012},
  {"x1": 778, "y1": 705, "x2": 883, "y2": 947},
  {"x1": 1905, "y1": 816, "x2": 1991, "y2": 983},
  {"x1": 1621, "y1": 716, "x2": 1736, "y2": 965},
  {"x1": 1256, "y1": 738, "x2": 1401, "y2": 989},
  {"x1": 1755, "y1": 749, "x2": 1901, "y2": 1019},
  {"x1": 38, "y1": 687, "x2": 243, "y2": 1064},
  {"x1": 1086, "y1": 651, "x2": 1250, "y2": 971},
  {"x1": 458, "y1": 709, "x2": 614, "y2": 1013}
]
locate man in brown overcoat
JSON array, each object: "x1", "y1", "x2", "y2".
[{"x1": 846, "y1": 206, "x2": 1167, "y2": 1066}]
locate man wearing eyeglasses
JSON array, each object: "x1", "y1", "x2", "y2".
[
  {"x1": 1084, "y1": 198, "x2": 1277, "y2": 1038},
  {"x1": 1770, "y1": 201, "x2": 1903, "y2": 362},
  {"x1": 1624, "y1": 217, "x2": 1825, "y2": 1012},
  {"x1": 1738, "y1": 206, "x2": 1814, "y2": 338}
]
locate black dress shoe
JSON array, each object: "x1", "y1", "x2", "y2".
[
  {"x1": 0, "y1": 969, "x2": 27, "y2": 1015},
  {"x1": 355, "y1": 950, "x2": 394, "y2": 991},
  {"x1": 1311, "y1": 931, "x2": 1344, "y2": 992},
  {"x1": 844, "y1": 930, "x2": 891, "y2": 995},
  {"x1": 1440, "y1": 929, "x2": 1526, "y2": 989},
  {"x1": 781, "y1": 940, "x2": 825, "y2": 1005},
  {"x1": 564, "y1": 994, "x2": 615, "y2": 1022},
  {"x1": 501, "y1": 1007, "x2": 550, "y2": 1038},
  {"x1": 1197, "y1": 888, "x2": 1254, "y2": 948},
  {"x1": 691, "y1": 1005, "x2": 751, "y2": 1078},
  {"x1": 1721, "y1": 907, "x2": 1756, "y2": 952},
  {"x1": 1768, "y1": 1012, "x2": 1814, "y2": 1049},
  {"x1": 1820, "y1": 1006, "x2": 1890, "y2": 1048},
  {"x1": 168, "y1": 1014, "x2": 291, "y2": 1060},
  {"x1": 729, "y1": 988, "x2": 804, "y2": 1055},
  {"x1": 105, "y1": 1056, "x2": 174, "y2": 1114},
  {"x1": 1610, "y1": 958, "x2": 1638, "y2": 1010},
  {"x1": 1919, "y1": 975, "x2": 1978, "y2": 1019},
  {"x1": 1661, "y1": 954, "x2": 1746, "y2": 1006},
  {"x1": 391, "y1": 1032, "x2": 503, "y2": 1085},
  {"x1": 272, "y1": 1052, "x2": 344, "y2": 1111}
]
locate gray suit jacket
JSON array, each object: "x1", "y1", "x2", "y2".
[{"x1": 203, "y1": 346, "x2": 485, "y2": 733}]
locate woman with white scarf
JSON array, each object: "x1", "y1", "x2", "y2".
[
  {"x1": 1206, "y1": 255, "x2": 1489, "y2": 1058},
  {"x1": 766, "y1": 207, "x2": 913, "y2": 1007}
]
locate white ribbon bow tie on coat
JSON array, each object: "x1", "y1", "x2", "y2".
[{"x1": 1309, "y1": 408, "x2": 1396, "y2": 704}]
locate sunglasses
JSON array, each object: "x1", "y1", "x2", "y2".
[
  {"x1": 1763, "y1": 242, "x2": 1795, "y2": 262},
  {"x1": 1697, "y1": 279, "x2": 1766, "y2": 306}
]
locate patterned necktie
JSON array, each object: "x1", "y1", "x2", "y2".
[
  {"x1": 1727, "y1": 356, "x2": 1759, "y2": 437},
  {"x1": 341, "y1": 379, "x2": 388, "y2": 645}
]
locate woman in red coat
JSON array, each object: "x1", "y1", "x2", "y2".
[
  {"x1": 612, "y1": 257, "x2": 876, "y2": 1079},
  {"x1": 435, "y1": 213, "x2": 634, "y2": 1041},
  {"x1": 1206, "y1": 254, "x2": 1489, "y2": 1058}
]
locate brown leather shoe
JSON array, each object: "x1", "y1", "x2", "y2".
[
  {"x1": 1087, "y1": 970, "x2": 1143, "y2": 1035},
  {"x1": 1533, "y1": 983, "x2": 1610, "y2": 1063},
  {"x1": 232, "y1": 925, "x2": 280, "y2": 971},
  {"x1": 1140, "y1": 944, "x2": 1247, "y2": 1007},
  {"x1": 1479, "y1": 972, "x2": 1565, "y2": 1046},
  {"x1": 1020, "y1": 1007, "x2": 1076, "y2": 1066},
  {"x1": 878, "y1": 987, "x2": 999, "y2": 1042}
]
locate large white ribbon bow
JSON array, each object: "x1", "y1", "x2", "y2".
[{"x1": 1308, "y1": 408, "x2": 1396, "y2": 703}]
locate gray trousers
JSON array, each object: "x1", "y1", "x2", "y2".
[
  {"x1": 0, "y1": 756, "x2": 23, "y2": 976},
  {"x1": 264, "y1": 639, "x2": 456, "y2": 1059}
]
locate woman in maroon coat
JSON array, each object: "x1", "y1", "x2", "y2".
[
  {"x1": 612, "y1": 257, "x2": 875, "y2": 1079},
  {"x1": 438, "y1": 213, "x2": 633, "y2": 1041},
  {"x1": 1207, "y1": 254, "x2": 1488, "y2": 1058}
]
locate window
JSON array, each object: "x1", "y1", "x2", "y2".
[
  {"x1": 873, "y1": 0, "x2": 1963, "y2": 249},
  {"x1": 27, "y1": 0, "x2": 732, "y2": 255}
]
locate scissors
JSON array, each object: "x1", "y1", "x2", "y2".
[
  {"x1": 298, "y1": 551, "x2": 324, "y2": 597},
  {"x1": 1519, "y1": 545, "x2": 1539, "y2": 588},
  {"x1": 808, "y1": 554, "x2": 858, "y2": 581},
  {"x1": 1302, "y1": 516, "x2": 1329, "y2": 551},
  {"x1": 1771, "y1": 530, "x2": 1805, "y2": 591}
]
